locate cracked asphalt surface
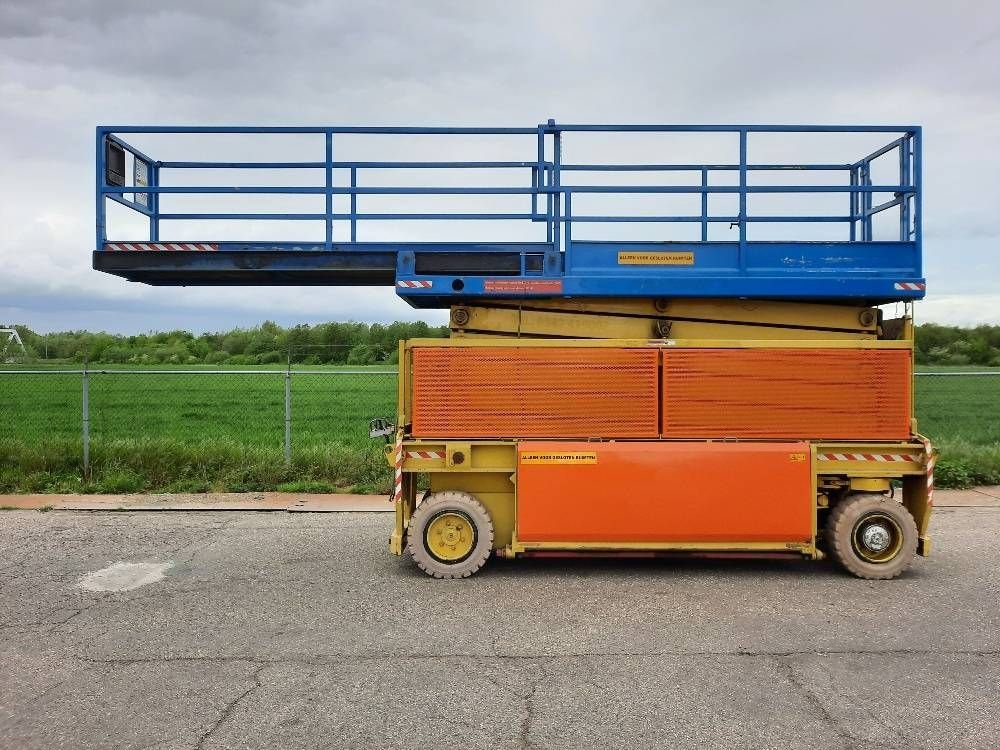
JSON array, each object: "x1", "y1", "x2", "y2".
[{"x1": 1, "y1": 507, "x2": 998, "y2": 750}]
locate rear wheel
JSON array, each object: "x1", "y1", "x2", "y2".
[
  {"x1": 826, "y1": 492, "x2": 917, "y2": 579},
  {"x1": 407, "y1": 491, "x2": 494, "y2": 578}
]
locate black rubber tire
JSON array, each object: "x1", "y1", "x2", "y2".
[
  {"x1": 406, "y1": 491, "x2": 494, "y2": 579},
  {"x1": 826, "y1": 492, "x2": 918, "y2": 579}
]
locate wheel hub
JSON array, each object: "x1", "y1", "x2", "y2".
[
  {"x1": 424, "y1": 511, "x2": 476, "y2": 563},
  {"x1": 851, "y1": 512, "x2": 904, "y2": 564},
  {"x1": 861, "y1": 524, "x2": 891, "y2": 553}
]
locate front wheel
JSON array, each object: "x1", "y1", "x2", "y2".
[
  {"x1": 826, "y1": 492, "x2": 918, "y2": 579},
  {"x1": 406, "y1": 491, "x2": 495, "y2": 579}
]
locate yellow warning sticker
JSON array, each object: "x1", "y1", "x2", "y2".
[
  {"x1": 789, "y1": 453, "x2": 807, "y2": 462},
  {"x1": 520, "y1": 452, "x2": 598, "y2": 465},
  {"x1": 618, "y1": 251, "x2": 694, "y2": 266}
]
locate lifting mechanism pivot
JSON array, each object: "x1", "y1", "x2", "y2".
[{"x1": 446, "y1": 298, "x2": 904, "y2": 341}]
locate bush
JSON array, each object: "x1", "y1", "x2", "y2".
[
  {"x1": 254, "y1": 351, "x2": 284, "y2": 365},
  {"x1": 0, "y1": 437, "x2": 392, "y2": 495},
  {"x1": 934, "y1": 458, "x2": 976, "y2": 489},
  {"x1": 92, "y1": 469, "x2": 146, "y2": 494},
  {"x1": 932, "y1": 440, "x2": 1000, "y2": 488},
  {"x1": 346, "y1": 344, "x2": 380, "y2": 365},
  {"x1": 161, "y1": 479, "x2": 212, "y2": 494}
]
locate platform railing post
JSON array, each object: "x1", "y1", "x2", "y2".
[
  {"x1": 899, "y1": 137, "x2": 911, "y2": 242},
  {"x1": 95, "y1": 128, "x2": 105, "y2": 251},
  {"x1": 701, "y1": 168, "x2": 709, "y2": 242},
  {"x1": 150, "y1": 162, "x2": 160, "y2": 242},
  {"x1": 862, "y1": 161, "x2": 873, "y2": 242},
  {"x1": 545, "y1": 167, "x2": 553, "y2": 243},
  {"x1": 535, "y1": 125, "x2": 545, "y2": 230},
  {"x1": 913, "y1": 128, "x2": 922, "y2": 270},
  {"x1": 849, "y1": 167, "x2": 857, "y2": 242},
  {"x1": 738, "y1": 129, "x2": 747, "y2": 270},
  {"x1": 564, "y1": 192, "x2": 572, "y2": 249},
  {"x1": 350, "y1": 167, "x2": 357, "y2": 242},
  {"x1": 531, "y1": 165, "x2": 538, "y2": 219},
  {"x1": 553, "y1": 124, "x2": 561, "y2": 255},
  {"x1": 325, "y1": 132, "x2": 333, "y2": 249}
]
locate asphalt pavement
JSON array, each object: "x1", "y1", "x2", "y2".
[{"x1": 1, "y1": 507, "x2": 998, "y2": 749}]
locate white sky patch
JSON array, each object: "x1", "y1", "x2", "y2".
[
  {"x1": 77, "y1": 561, "x2": 174, "y2": 592},
  {"x1": 918, "y1": 295, "x2": 1000, "y2": 327},
  {"x1": 1, "y1": 1, "x2": 999, "y2": 332}
]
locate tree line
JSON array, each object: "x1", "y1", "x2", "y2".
[
  {"x1": 8, "y1": 321, "x2": 448, "y2": 365},
  {"x1": 6, "y1": 321, "x2": 1000, "y2": 367},
  {"x1": 914, "y1": 323, "x2": 1000, "y2": 367}
]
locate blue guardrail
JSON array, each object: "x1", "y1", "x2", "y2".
[{"x1": 94, "y1": 121, "x2": 923, "y2": 306}]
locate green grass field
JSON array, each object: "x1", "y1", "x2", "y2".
[
  {"x1": 0, "y1": 369, "x2": 398, "y2": 494},
  {"x1": 0, "y1": 370, "x2": 396, "y2": 448},
  {"x1": 1, "y1": 367, "x2": 998, "y2": 492},
  {"x1": 909, "y1": 371, "x2": 1000, "y2": 488}
]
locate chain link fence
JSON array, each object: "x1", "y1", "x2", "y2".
[
  {"x1": 1, "y1": 368, "x2": 999, "y2": 493},
  {"x1": 0, "y1": 368, "x2": 398, "y2": 493}
]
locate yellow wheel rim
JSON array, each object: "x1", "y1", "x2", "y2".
[
  {"x1": 424, "y1": 510, "x2": 476, "y2": 563},
  {"x1": 851, "y1": 512, "x2": 904, "y2": 563}
]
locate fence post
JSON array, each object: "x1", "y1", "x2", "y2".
[
  {"x1": 284, "y1": 368, "x2": 292, "y2": 468},
  {"x1": 82, "y1": 366, "x2": 91, "y2": 479}
]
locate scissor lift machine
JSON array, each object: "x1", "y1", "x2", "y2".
[{"x1": 93, "y1": 121, "x2": 933, "y2": 579}]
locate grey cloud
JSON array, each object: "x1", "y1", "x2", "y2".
[
  {"x1": 0, "y1": 1, "x2": 520, "y2": 89},
  {"x1": 1, "y1": 0, "x2": 999, "y2": 333}
]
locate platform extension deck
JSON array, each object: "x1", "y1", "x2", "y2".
[{"x1": 94, "y1": 123, "x2": 923, "y2": 307}]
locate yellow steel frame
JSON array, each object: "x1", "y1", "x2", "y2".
[
  {"x1": 814, "y1": 444, "x2": 925, "y2": 477},
  {"x1": 449, "y1": 298, "x2": 884, "y2": 340},
  {"x1": 389, "y1": 437, "x2": 931, "y2": 560},
  {"x1": 389, "y1": 301, "x2": 930, "y2": 562},
  {"x1": 405, "y1": 337, "x2": 911, "y2": 350}
]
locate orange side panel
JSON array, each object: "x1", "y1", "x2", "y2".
[
  {"x1": 516, "y1": 441, "x2": 813, "y2": 543},
  {"x1": 411, "y1": 347, "x2": 659, "y2": 438},
  {"x1": 661, "y1": 348, "x2": 911, "y2": 440}
]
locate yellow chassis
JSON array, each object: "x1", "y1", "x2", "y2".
[
  {"x1": 388, "y1": 304, "x2": 930, "y2": 563},
  {"x1": 387, "y1": 437, "x2": 932, "y2": 561}
]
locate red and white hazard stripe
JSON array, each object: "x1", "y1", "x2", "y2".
[
  {"x1": 397, "y1": 280, "x2": 433, "y2": 289},
  {"x1": 104, "y1": 242, "x2": 219, "y2": 252},
  {"x1": 922, "y1": 438, "x2": 936, "y2": 507},
  {"x1": 392, "y1": 430, "x2": 404, "y2": 504},
  {"x1": 817, "y1": 453, "x2": 919, "y2": 463},
  {"x1": 893, "y1": 282, "x2": 926, "y2": 291},
  {"x1": 405, "y1": 450, "x2": 444, "y2": 460}
]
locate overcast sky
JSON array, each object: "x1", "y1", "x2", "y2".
[{"x1": 1, "y1": 0, "x2": 998, "y2": 334}]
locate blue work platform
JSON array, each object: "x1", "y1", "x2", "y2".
[{"x1": 93, "y1": 122, "x2": 924, "y2": 307}]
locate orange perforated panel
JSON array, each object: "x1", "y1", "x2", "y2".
[
  {"x1": 411, "y1": 347, "x2": 659, "y2": 438},
  {"x1": 661, "y1": 348, "x2": 911, "y2": 440}
]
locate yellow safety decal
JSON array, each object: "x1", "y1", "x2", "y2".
[
  {"x1": 520, "y1": 451, "x2": 598, "y2": 465},
  {"x1": 618, "y1": 251, "x2": 694, "y2": 266},
  {"x1": 789, "y1": 453, "x2": 807, "y2": 462}
]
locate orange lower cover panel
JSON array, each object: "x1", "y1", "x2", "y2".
[{"x1": 516, "y1": 441, "x2": 813, "y2": 544}]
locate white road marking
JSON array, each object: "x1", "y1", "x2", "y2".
[{"x1": 77, "y1": 561, "x2": 174, "y2": 592}]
